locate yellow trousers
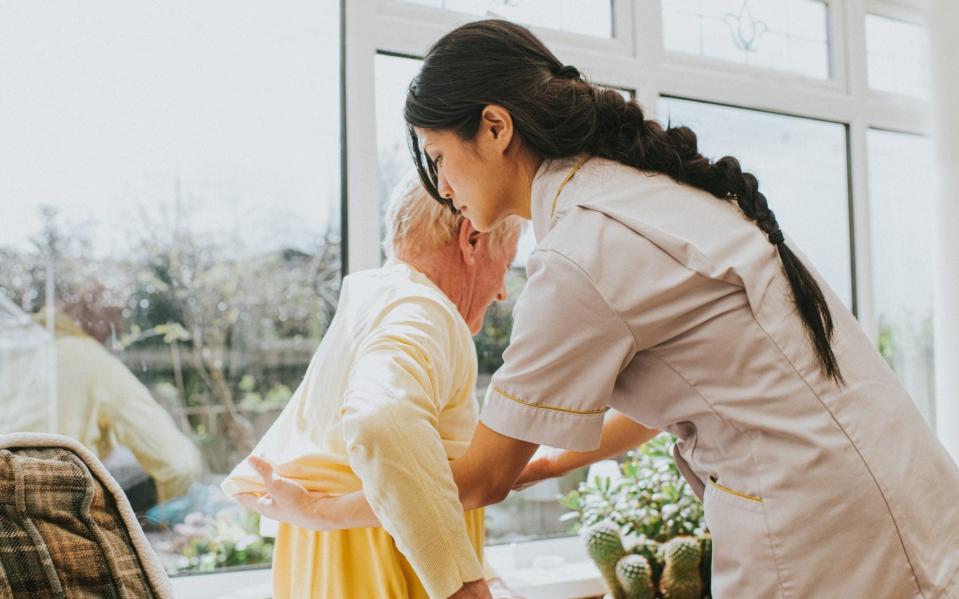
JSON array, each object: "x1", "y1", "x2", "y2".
[{"x1": 272, "y1": 508, "x2": 484, "y2": 598}]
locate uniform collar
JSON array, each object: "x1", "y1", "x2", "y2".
[{"x1": 529, "y1": 154, "x2": 591, "y2": 242}]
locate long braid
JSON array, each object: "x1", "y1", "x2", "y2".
[{"x1": 586, "y1": 87, "x2": 843, "y2": 385}]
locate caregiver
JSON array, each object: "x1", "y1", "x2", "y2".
[{"x1": 249, "y1": 19, "x2": 959, "y2": 599}]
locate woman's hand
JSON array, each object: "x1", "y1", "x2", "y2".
[
  {"x1": 233, "y1": 456, "x2": 334, "y2": 531},
  {"x1": 511, "y1": 447, "x2": 561, "y2": 492}
]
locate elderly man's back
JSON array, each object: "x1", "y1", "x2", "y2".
[{"x1": 222, "y1": 258, "x2": 484, "y2": 599}]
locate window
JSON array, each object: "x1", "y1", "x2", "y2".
[
  {"x1": 865, "y1": 13, "x2": 931, "y2": 98},
  {"x1": 0, "y1": 0, "x2": 342, "y2": 575},
  {"x1": 661, "y1": 0, "x2": 831, "y2": 79},
  {"x1": 659, "y1": 97, "x2": 853, "y2": 307},
  {"x1": 401, "y1": 0, "x2": 614, "y2": 38},
  {"x1": 868, "y1": 129, "x2": 937, "y2": 427}
]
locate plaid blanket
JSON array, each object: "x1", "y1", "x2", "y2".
[{"x1": 0, "y1": 434, "x2": 173, "y2": 598}]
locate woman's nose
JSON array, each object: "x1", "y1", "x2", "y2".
[
  {"x1": 437, "y1": 173, "x2": 454, "y2": 203},
  {"x1": 496, "y1": 282, "x2": 508, "y2": 302}
]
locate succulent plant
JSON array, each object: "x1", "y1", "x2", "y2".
[
  {"x1": 659, "y1": 536, "x2": 703, "y2": 599},
  {"x1": 616, "y1": 554, "x2": 656, "y2": 599},
  {"x1": 563, "y1": 433, "x2": 712, "y2": 598}
]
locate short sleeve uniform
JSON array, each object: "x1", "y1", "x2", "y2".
[{"x1": 482, "y1": 156, "x2": 959, "y2": 598}]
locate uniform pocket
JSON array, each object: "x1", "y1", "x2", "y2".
[
  {"x1": 704, "y1": 479, "x2": 783, "y2": 599},
  {"x1": 708, "y1": 477, "x2": 763, "y2": 504}
]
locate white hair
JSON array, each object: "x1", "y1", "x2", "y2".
[{"x1": 384, "y1": 171, "x2": 522, "y2": 258}]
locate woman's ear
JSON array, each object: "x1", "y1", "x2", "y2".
[
  {"x1": 479, "y1": 104, "x2": 514, "y2": 155},
  {"x1": 457, "y1": 218, "x2": 481, "y2": 266}
]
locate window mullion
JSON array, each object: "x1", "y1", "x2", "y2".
[{"x1": 345, "y1": 0, "x2": 383, "y2": 274}]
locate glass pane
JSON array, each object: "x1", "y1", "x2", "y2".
[
  {"x1": 0, "y1": 0, "x2": 341, "y2": 575},
  {"x1": 662, "y1": 0, "x2": 831, "y2": 79},
  {"x1": 865, "y1": 14, "x2": 931, "y2": 98},
  {"x1": 402, "y1": 0, "x2": 614, "y2": 38},
  {"x1": 868, "y1": 129, "x2": 937, "y2": 427},
  {"x1": 659, "y1": 98, "x2": 853, "y2": 307}
]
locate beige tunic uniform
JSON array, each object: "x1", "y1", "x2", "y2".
[{"x1": 482, "y1": 156, "x2": 959, "y2": 598}]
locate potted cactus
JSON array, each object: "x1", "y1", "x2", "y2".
[{"x1": 559, "y1": 433, "x2": 711, "y2": 598}]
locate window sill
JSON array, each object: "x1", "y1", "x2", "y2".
[{"x1": 170, "y1": 535, "x2": 605, "y2": 599}]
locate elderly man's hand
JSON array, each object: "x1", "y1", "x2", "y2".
[
  {"x1": 488, "y1": 576, "x2": 527, "y2": 599},
  {"x1": 449, "y1": 579, "x2": 493, "y2": 599},
  {"x1": 233, "y1": 456, "x2": 335, "y2": 531}
]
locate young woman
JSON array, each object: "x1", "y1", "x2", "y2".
[{"x1": 244, "y1": 20, "x2": 959, "y2": 599}]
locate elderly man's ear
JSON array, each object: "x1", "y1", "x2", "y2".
[{"x1": 458, "y1": 218, "x2": 482, "y2": 266}]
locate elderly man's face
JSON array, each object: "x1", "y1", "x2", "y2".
[{"x1": 462, "y1": 229, "x2": 519, "y2": 335}]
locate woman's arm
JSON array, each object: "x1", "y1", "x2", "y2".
[
  {"x1": 235, "y1": 413, "x2": 652, "y2": 531},
  {"x1": 513, "y1": 410, "x2": 658, "y2": 490},
  {"x1": 235, "y1": 423, "x2": 538, "y2": 531}
]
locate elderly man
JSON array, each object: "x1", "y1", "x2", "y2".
[{"x1": 222, "y1": 174, "x2": 520, "y2": 599}]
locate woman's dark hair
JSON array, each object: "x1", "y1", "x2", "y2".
[{"x1": 405, "y1": 19, "x2": 843, "y2": 385}]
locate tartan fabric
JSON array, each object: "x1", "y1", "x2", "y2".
[{"x1": 0, "y1": 446, "x2": 160, "y2": 598}]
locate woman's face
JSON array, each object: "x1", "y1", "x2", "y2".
[{"x1": 415, "y1": 121, "x2": 524, "y2": 233}]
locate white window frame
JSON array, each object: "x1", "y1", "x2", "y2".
[{"x1": 177, "y1": 0, "x2": 935, "y2": 594}]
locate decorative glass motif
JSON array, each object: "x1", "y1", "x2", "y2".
[
  {"x1": 724, "y1": 2, "x2": 768, "y2": 52},
  {"x1": 662, "y1": 0, "x2": 831, "y2": 79}
]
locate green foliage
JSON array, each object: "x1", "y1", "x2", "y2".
[
  {"x1": 474, "y1": 269, "x2": 526, "y2": 373},
  {"x1": 171, "y1": 510, "x2": 274, "y2": 573},
  {"x1": 560, "y1": 433, "x2": 706, "y2": 542},
  {"x1": 237, "y1": 374, "x2": 293, "y2": 412}
]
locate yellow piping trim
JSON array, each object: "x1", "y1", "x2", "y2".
[
  {"x1": 492, "y1": 386, "x2": 605, "y2": 415},
  {"x1": 548, "y1": 155, "x2": 592, "y2": 218},
  {"x1": 709, "y1": 477, "x2": 763, "y2": 503}
]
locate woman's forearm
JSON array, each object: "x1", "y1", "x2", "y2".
[
  {"x1": 297, "y1": 468, "x2": 497, "y2": 533},
  {"x1": 298, "y1": 490, "x2": 381, "y2": 530},
  {"x1": 296, "y1": 416, "x2": 649, "y2": 531},
  {"x1": 548, "y1": 411, "x2": 658, "y2": 477}
]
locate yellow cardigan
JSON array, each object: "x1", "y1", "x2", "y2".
[{"x1": 223, "y1": 260, "x2": 484, "y2": 598}]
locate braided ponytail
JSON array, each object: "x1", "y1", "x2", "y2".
[
  {"x1": 406, "y1": 19, "x2": 844, "y2": 385},
  {"x1": 588, "y1": 89, "x2": 842, "y2": 384}
]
